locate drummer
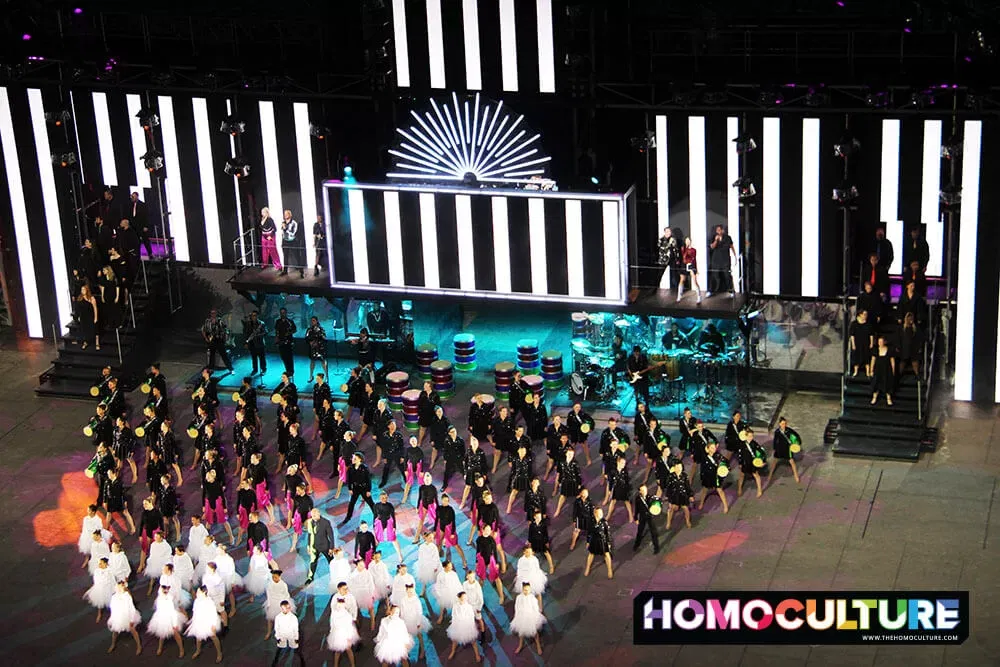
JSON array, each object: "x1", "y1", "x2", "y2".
[
  {"x1": 661, "y1": 322, "x2": 692, "y2": 350},
  {"x1": 697, "y1": 323, "x2": 725, "y2": 354},
  {"x1": 611, "y1": 334, "x2": 627, "y2": 385}
]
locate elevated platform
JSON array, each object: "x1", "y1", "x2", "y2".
[{"x1": 832, "y1": 375, "x2": 927, "y2": 461}]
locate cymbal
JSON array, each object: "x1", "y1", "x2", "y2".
[{"x1": 571, "y1": 339, "x2": 592, "y2": 350}]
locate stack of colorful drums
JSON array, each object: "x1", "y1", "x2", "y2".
[
  {"x1": 430, "y1": 360, "x2": 456, "y2": 399},
  {"x1": 522, "y1": 374, "x2": 544, "y2": 404},
  {"x1": 494, "y1": 361, "x2": 515, "y2": 399},
  {"x1": 516, "y1": 339, "x2": 541, "y2": 376},
  {"x1": 540, "y1": 349, "x2": 564, "y2": 391},
  {"x1": 571, "y1": 312, "x2": 590, "y2": 339},
  {"x1": 401, "y1": 389, "x2": 421, "y2": 431},
  {"x1": 386, "y1": 371, "x2": 409, "y2": 410},
  {"x1": 453, "y1": 333, "x2": 477, "y2": 372},
  {"x1": 415, "y1": 343, "x2": 438, "y2": 381}
]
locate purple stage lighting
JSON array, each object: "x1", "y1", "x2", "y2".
[
  {"x1": 22, "y1": 34, "x2": 31, "y2": 41},
  {"x1": 74, "y1": 7, "x2": 83, "y2": 14}
]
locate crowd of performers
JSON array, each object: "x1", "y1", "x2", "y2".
[{"x1": 77, "y1": 362, "x2": 803, "y2": 663}]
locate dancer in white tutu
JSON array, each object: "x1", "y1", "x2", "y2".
[
  {"x1": 399, "y1": 584, "x2": 431, "y2": 660},
  {"x1": 328, "y1": 547, "x2": 353, "y2": 594},
  {"x1": 462, "y1": 570, "x2": 486, "y2": 633},
  {"x1": 106, "y1": 581, "x2": 143, "y2": 655},
  {"x1": 244, "y1": 544, "x2": 271, "y2": 600},
  {"x1": 193, "y1": 534, "x2": 216, "y2": 582},
  {"x1": 79, "y1": 505, "x2": 110, "y2": 567},
  {"x1": 432, "y1": 560, "x2": 463, "y2": 623},
  {"x1": 87, "y1": 530, "x2": 111, "y2": 576},
  {"x1": 515, "y1": 545, "x2": 548, "y2": 603},
  {"x1": 374, "y1": 604, "x2": 414, "y2": 667},
  {"x1": 147, "y1": 585, "x2": 185, "y2": 657},
  {"x1": 172, "y1": 544, "x2": 194, "y2": 591},
  {"x1": 414, "y1": 532, "x2": 440, "y2": 600},
  {"x1": 212, "y1": 544, "x2": 242, "y2": 614},
  {"x1": 108, "y1": 541, "x2": 131, "y2": 584},
  {"x1": 332, "y1": 581, "x2": 359, "y2": 625},
  {"x1": 326, "y1": 596, "x2": 360, "y2": 667},
  {"x1": 187, "y1": 515, "x2": 209, "y2": 567},
  {"x1": 510, "y1": 582, "x2": 546, "y2": 655},
  {"x1": 159, "y1": 563, "x2": 191, "y2": 610},
  {"x1": 201, "y1": 561, "x2": 230, "y2": 628},
  {"x1": 348, "y1": 558, "x2": 377, "y2": 631},
  {"x1": 446, "y1": 591, "x2": 482, "y2": 662},
  {"x1": 390, "y1": 563, "x2": 415, "y2": 607},
  {"x1": 369, "y1": 550, "x2": 392, "y2": 602},
  {"x1": 271, "y1": 601, "x2": 305, "y2": 666},
  {"x1": 143, "y1": 531, "x2": 172, "y2": 596},
  {"x1": 83, "y1": 557, "x2": 116, "y2": 623},
  {"x1": 264, "y1": 569, "x2": 295, "y2": 640},
  {"x1": 186, "y1": 586, "x2": 223, "y2": 663}
]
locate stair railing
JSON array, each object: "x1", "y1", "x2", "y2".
[
  {"x1": 115, "y1": 328, "x2": 123, "y2": 365},
  {"x1": 140, "y1": 255, "x2": 149, "y2": 294},
  {"x1": 129, "y1": 293, "x2": 136, "y2": 329}
]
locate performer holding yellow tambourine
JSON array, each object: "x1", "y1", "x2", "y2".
[{"x1": 768, "y1": 416, "x2": 802, "y2": 485}]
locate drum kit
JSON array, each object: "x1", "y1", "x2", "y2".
[{"x1": 570, "y1": 313, "x2": 619, "y2": 401}]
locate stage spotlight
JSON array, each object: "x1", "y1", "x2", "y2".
[
  {"x1": 804, "y1": 87, "x2": 830, "y2": 107},
  {"x1": 939, "y1": 183, "x2": 962, "y2": 208},
  {"x1": 309, "y1": 123, "x2": 330, "y2": 140},
  {"x1": 733, "y1": 133, "x2": 757, "y2": 155},
  {"x1": 51, "y1": 152, "x2": 77, "y2": 168},
  {"x1": 219, "y1": 116, "x2": 245, "y2": 136},
  {"x1": 733, "y1": 177, "x2": 757, "y2": 203},
  {"x1": 140, "y1": 150, "x2": 164, "y2": 173},
  {"x1": 629, "y1": 131, "x2": 656, "y2": 153},
  {"x1": 135, "y1": 107, "x2": 160, "y2": 130},
  {"x1": 224, "y1": 157, "x2": 250, "y2": 179},
  {"x1": 45, "y1": 110, "x2": 71, "y2": 127},
  {"x1": 940, "y1": 135, "x2": 962, "y2": 160},
  {"x1": 343, "y1": 164, "x2": 356, "y2": 183},
  {"x1": 758, "y1": 88, "x2": 783, "y2": 106},
  {"x1": 832, "y1": 183, "x2": 859, "y2": 204},
  {"x1": 151, "y1": 69, "x2": 175, "y2": 87},
  {"x1": 703, "y1": 89, "x2": 728, "y2": 105},
  {"x1": 864, "y1": 90, "x2": 889, "y2": 108},
  {"x1": 834, "y1": 136, "x2": 860, "y2": 158},
  {"x1": 590, "y1": 176, "x2": 599, "y2": 185}
]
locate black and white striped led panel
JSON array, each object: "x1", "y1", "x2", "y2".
[{"x1": 323, "y1": 182, "x2": 629, "y2": 305}]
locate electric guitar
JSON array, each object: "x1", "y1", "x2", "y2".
[{"x1": 629, "y1": 361, "x2": 668, "y2": 384}]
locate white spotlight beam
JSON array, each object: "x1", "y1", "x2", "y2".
[
  {"x1": 921, "y1": 120, "x2": 943, "y2": 276},
  {"x1": 801, "y1": 118, "x2": 821, "y2": 297},
  {"x1": 762, "y1": 117, "x2": 781, "y2": 294},
  {"x1": 293, "y1": 102, "x2": 318, "y2": 267},
  {"x1": 157, "y1": 95, "x2": 189, "y2": 262},
  {"x1": 192, "y1": 98, "x2": 223, "y2": 264},
  {"x1": 880, "y1": 119, "x2": 902, "y2": 274},
  {"x1": 954, "y1": 120, "x2": 981, "y2": 402}
]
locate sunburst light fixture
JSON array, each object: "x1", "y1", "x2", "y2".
[{"x1": 387, "y1": 92, "x2": 552, "y2": 186}]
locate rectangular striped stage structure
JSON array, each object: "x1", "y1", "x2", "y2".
[{"x1": 322, "y1": 182, "x2": 633, "y2": 307}]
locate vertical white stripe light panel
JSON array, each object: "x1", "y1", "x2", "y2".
[
  {"x1": 157, "y1": 96, "x2": 189, "y2": 262},
  {"x1": 536, "y1": 0, "x2": 556, "y2": 93},
  {"x1": 565, "y1": 199, "x2": 584, "y2": 297},
  {"x1": 455, "y1": 194, "x2": 476, "y2": 290},
  {"x1": 69, "y1": 91, "x2": 86, "y2": 184},
  {"x1": 687, "y1": 116, "x2": 708, "y2": 272},
  {"x1": 383, "y1": 192, "x2": 405, "y2": 287},
  {"x1": 499, "y1": 0, "x2": 519, "y2": 92},
  {"x1": 225, "y1": 99, "x2": 245, "y2": 262},
  {"x1": 0, "y1": 88, "x2": 42, "y2": 336},
  {"x1": 528, "y1": 198, "x2": 547, "y2": 294},
  {"x1": 726, "y1": 116, "x2": 740, "y2": 293},
  {"x1": 762, "y1": 117, "x2": 781, "y2": 294},
  {"x1": 125, "y1": 94, "x2": 151, "y2": 190},
  {"x1": 347, "y1": 189, "x2": 369, "y2": 284},
  {"x1": 91, "y1": 92, "x2": 118, "y2": 187},
  {"x1": 426, "y1": 0, "x2": 446, "y2": 89},
  {"x1": 492, "y1": 197, "x2": 512, "y2": 293},
  {"x1": 391, "y1": 0, "x2": 410, "y2": 88},
  {"x1": 801, "y1": 118, "x2": 821, "y2": 297},
  {"x1": 258, "y1": 101, "x2": 283, "y2": 265},
  {"x1": 921, "y1": 120, "x2": 944, "y2": 277},
  {"x1": 419, "y1": 193, "x2": 440, "y2": 289},
  {"x1": 293, "y1": 102, "x2": 318, "y2": 267},
  {"x1": 28, "y1": 89, "x2": 72, "y2": 333},
  {"x1": 655, "y1": 115, "x2": 669, "y2": 231},
  {"x1": 954, "y1": 120, "x2": 981, "y2": 402},
  {"x1": 462, "y1": 0, "x2": 482, "y2": 90},
  {"x1": 192, "y1": 98, "x2": 223, "y2": 264},
  {"x1": 880, "y1": 119, "x2": 902, "y2": 275},
  {"x1": 602, "y1": 200, "x2": 622, "y2": 301}
]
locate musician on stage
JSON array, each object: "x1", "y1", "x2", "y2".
[
  {"x1": 626, "y1": 346, "x2": 651, "y2": 406},
  {"x1": 305, "y1": 316, "x2": 328, "y2": 380},
  {"x1": 312, "y1": 214, "x2": 326, "y2": 277},
  {"x1": 279, "y1": 210, "x2": 305, "y2": 278},
  {"x1": 661, "y1": 322, "x2": 691, "y2": 350},
  {"x1": 708, "y1": 225, "x2": 736, "y2": 296},
  {"x1": 697, "y1": 323, "x2": 725, "y2": 353},
  {"x1": 275, "y1": 308, "x2": 297, "y2": 376},
  {"x1": 611, "y1": 334, "x2": 627, "y2": 385},
  {"x1": 201, "y1": 309, "x2": 233, "y2": 372},
  {"x1": 657, "y1": 226, "x2": 680, "y2": 291},
  {"x1": 347, "y1": 328, "x2": 377, "y2": 370},
  {"x1": 243, "y1": 311, "x2": 267, "y2": 377}
]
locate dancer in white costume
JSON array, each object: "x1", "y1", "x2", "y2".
[
  {"x1": 328, "y1": 547, "x2": 353, "y2": 594},
  {"x1": 185, "y1": 586, "x2": 224, "y2": 663},
  {"x1": 264, "y1": 569, "x2": 295, "y2": 640},
  {"x1": 399, "y1": 584, "x2": 431, "y2": 659},
  {"x1": 374, "y1": 605, "x2": 414, "y2": 667},
  {"x1": 390, "y1": 563, "x2": 415, "y2": 607},
  {"x1": 515, "y1": 545, "x2": 548, "y2": 603},
  {"x1": 84, "y1": 557, "x2": 116, "y2": 622},
  {"x1": 510, "y1": 582, "x2": 546, "y2": 655},
  {"x1": 79, "y1": 505, "x2": 110, "y2": 566},
  {"x1": 106, "y1": 581, "x2": 143, "y2": 655},
  {"x1": 462, "y1": 570, "x2": 486, "y2": 633},
  {"x1": 414, "y1": 532, "x2": 440, "y2": 600},
  {"x1": 187, "y1": 515, "x2": 209, "y2": 567},
  {"x1": 87, "y1": 530, "x2": 111, "y2": 576},
  {"x1": 369, "y1": 550, "x2": 392, "y2": 602},
  {"x1": 446, "y1": 591, "x2": 482, "y2": 662},
  {"x1": 143, "y1": 531, "x2": 172, "y2": 596},
  {"x1": 172, "y1": 544, "x2": 194, "y2": 591},
  {"x1": 158, "y1": 563, "x2": 191, "y2": 610},
  {"x1": 348, "y1": 558, "x2": 377, "y2": 631},
  {"x1": 432, "y1": 560, "x2": 463, "y2": 623},
  {"x1": 146, "y1": 585, "x2": 186, "y2": 657},
  {"x1": 212, "y1": 544, "x2": 242, "y2": 614},
  {"x1": 244, "y1": 544, "x2": 271, "y2": 599},
  {"x1": 108, "y1": 541, "x2": 131, "y2": 583},
  {"x1": 326, "y1": 596, "x2": 360, "y2": 667}
]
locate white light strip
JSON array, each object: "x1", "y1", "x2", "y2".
[
  {"x1": 293, "y1": 102, "x2": 318, "y2": 267},
  {"x1": 327, "y1": 281, "x2": 624, "y2": 306},
  {"x1": 326, "y1": 180, "x2": 625, "y2": 201},
  {"x1": 258, "y1": 101, "x2": 283, "y2": 265},
  {"x1": 655, "y1": 115, "x2": 668, "y2": 231},
  {"x1": 391, "y1": 0, "x2": 410, "y2": 88},
  {"x1": 192, "y1": 98, "x2": 223, "y2": 264},
  {"x1": 492, "y1": 196, "x2": 512, "y2": 293},
  {"x1": 499, "y1": 0, "x2": 519, "y2": 92},
  {"x1": 91, "y1": 92, "x2": 117, "y2": 187},
  {"x1": 455, "y1": 194, "x2": 476, "y2": 290},
  {"x1": 125, "y1": 94, "x2": 151, "y2": 189},
  {"x1": 28, "y1": 89, "x2": 72, "y2": 334},
  {"x1": 726, "y1": 116, "x2": 740, "y2": 293},
  {"x1": 762, "y1": 117, "x2": 781, "y2": 294},
  {"x1": 603, "y1": 200, "x2": 622, "y2": 300},
  {"x1": 226, "y1": 99, "x2": 245, "y2": 262},
  {"x1": 383, "y1": 192, "x2": 404, "y2": 287},
  {"x1": 954, "y1": 120, "x2": 981, "y2": 402},
  {"x1": 921, "y1": 119, "x2": 944, "y2": 277},
  {"x1": 347, "y1": 189, "x2": 369, "y2": 284},
  {"x1": 880, "y1": 119, "x2": 902, "y2": 274},
  {"x1": 0, "y1": 88, "x2": 42, "y2": 337},
  {"x1": 801, "y1": 118, "x2": 821, "y2": 297},
  {"x1": 419, "y1": 193, "x2": 440, "y2": 288},
  {"x1": 462, "y1": 0, "x2": 482, "y2": 90},
  {"x1": 68, "y1": 91, "x2": 85, "y2": 184},
  {"x1": 536, "y1": 0, "x2": 556, "y2": 93},
  {"x1": 687, "y1": 116, "x2": 708, "y2": 277},
  {"x1": 528, "y1": 197, "x2": 547, "y2": 294},
  {"x1": 565, "y1": 199, "x2": 584, "y2": 297},
  {"x1": 157, "y1": 96, "x2": 189, "y2": 262},
  {"x1": 425, "y1": 0, "x2": 446, "y2": 89}
]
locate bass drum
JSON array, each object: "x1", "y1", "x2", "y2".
[{"x1": 663, "y1": 356, "x2": 681, "y2": 380}]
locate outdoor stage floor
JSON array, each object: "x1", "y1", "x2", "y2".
[{"x1": 3, "y1": 335, "x2": 1000, "y2": 666}]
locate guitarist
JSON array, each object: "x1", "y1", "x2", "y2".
[{"x1": 626, "y1": 345, "x2": 651, "y2": 406}]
